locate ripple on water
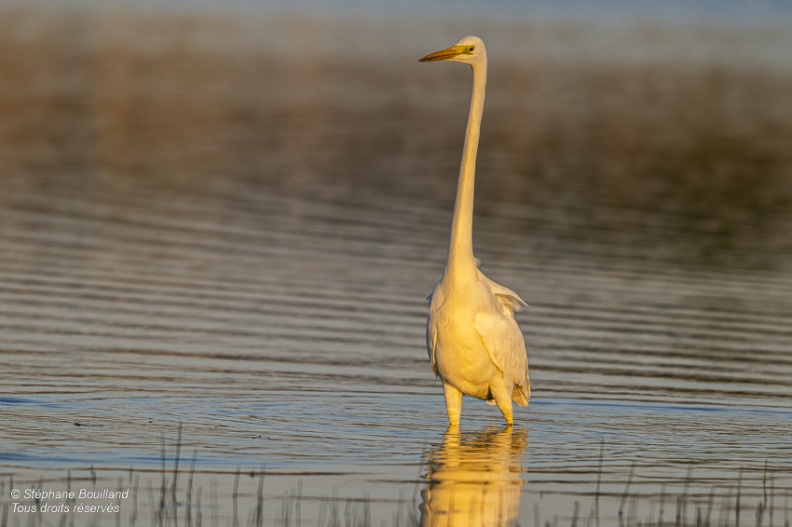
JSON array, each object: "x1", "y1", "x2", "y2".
[{"x1": 1, "y1": 5, "x2": 792, "y2": 526}]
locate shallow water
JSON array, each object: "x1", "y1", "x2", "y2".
[{"x1": 1, "y1": 5, "x2": 792, "y2": 526}]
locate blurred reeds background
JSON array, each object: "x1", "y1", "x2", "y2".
[{"x1": 2, "y1": 6, "x2": 791, "y2": 270}]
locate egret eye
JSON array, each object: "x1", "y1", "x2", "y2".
[{"x1": 468, "y1": 45, "x2": 476, "y2": 52}]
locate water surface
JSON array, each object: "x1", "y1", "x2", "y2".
[{"x1": 1, "y1": 5, "x2": 791, "y2": 526}]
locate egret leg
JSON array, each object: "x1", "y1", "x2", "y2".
[
  {"x1": 442, "y1": 383, "x2": 462, "y2": 426},
  {"x1": 490, "y1": 381, "x2": 514, "y2": 426}
]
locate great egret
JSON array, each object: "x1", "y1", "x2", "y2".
[{"x1": 421, "y1": 36, "x2": 530, "y2": 426}]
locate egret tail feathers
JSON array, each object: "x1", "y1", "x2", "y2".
[{"x1": 513, "y1": 378, "x2": 530, "y2": 406}]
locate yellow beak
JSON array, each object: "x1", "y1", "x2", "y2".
[{"x1": 419, "y1": 45, "x2": 464, "y2": 62}]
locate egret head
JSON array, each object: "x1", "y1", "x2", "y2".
[{"x1": 419, "y1": 35, "x2": 486, "y2": 66}]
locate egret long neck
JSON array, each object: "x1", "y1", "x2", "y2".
[{"x1": 447, "y1": 60, "x2": 487, "y2": 278}]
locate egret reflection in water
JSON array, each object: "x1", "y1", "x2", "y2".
[{"x1": 421, "y1": 426, "x2": 528, "y2": 527}]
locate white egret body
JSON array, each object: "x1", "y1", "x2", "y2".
[{"x1": 421, "y1": 36, "x2": 530, "y2": 426}]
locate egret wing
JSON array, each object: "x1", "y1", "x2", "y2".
[
  {"x1": 474, "y1": 281, "x2": 530, "y2": 404},
  {"x1": 482, "y1": 274, "x2": 527, "y2": 315},
  {"x1": 426, "y1": 316, "x2": 439, "y2": 377},
  {"x1": 426, "y1": 289, "x2": 440, "y2": 377},
  {"x1": 474, "y1": 310, "x2": 526, "y2": 377}
]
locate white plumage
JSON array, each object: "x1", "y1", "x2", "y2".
[{"x1": 421, "y1": 36, "x2": 530, "y2": 426}]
